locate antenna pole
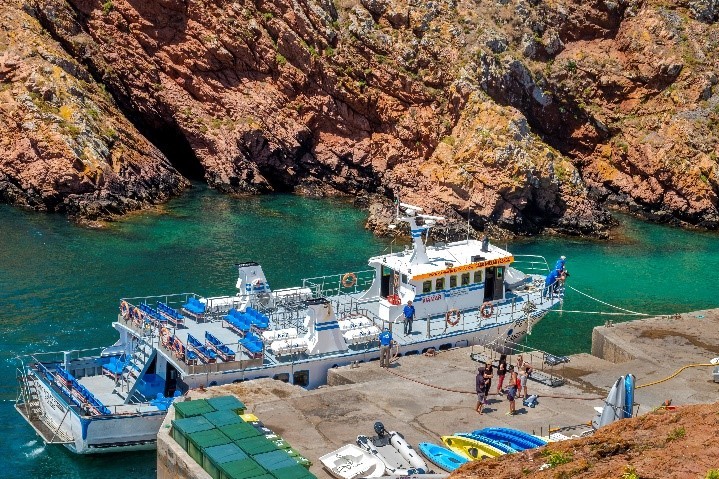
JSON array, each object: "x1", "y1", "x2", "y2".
[{"x1": 467, "y1": 208, "x2": 471, "y2": 242}]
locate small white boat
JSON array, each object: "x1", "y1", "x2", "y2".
[
  {"x1": 357, "y1": 423, "x2": 428, "y2": 475},
  {"x1": 320, "y1": 443, "x2": 386, "y2": 479}
]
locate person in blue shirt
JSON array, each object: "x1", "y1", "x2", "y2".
[
  {"x1": 544, "y1": 269, "x2": 559, "y2": 298},
  {"x1": 555, "y1": 256, "x2": 567, "y2": 273},
  {"x1": 403, "y1": 300, "x2": 416, "y2": 335},
  {"x1": 379, "y1": 327, "x2": 393, "y2": 367}
]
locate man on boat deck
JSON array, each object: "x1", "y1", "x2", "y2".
[
  {"x1": 403, "y1": 300, "x2": 416, "y2": 335},
  {"x1": 555, "y1": 255, "x2": 567, "y2": 273},
  {"x1": 379, "y1": 327, "x2": 393, "y2": 368},
  {"x1": 543, "y1": 269, "x2": 559, "y2": 298}
]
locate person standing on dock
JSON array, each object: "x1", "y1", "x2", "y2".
[
  {"x1": 506, "y1": 376, "x2": 518, "y2": 415},
  {"x1": 379, "y1": 327, "x2": 393, "y2": 368},
  {"x1": 482, "y1": 362, "x2": 493, "y2": 403},
  {"x1": 475, "y1": 368, "x2": 486, "y2": 414},
  {"x1": 496, "y1": 354, "x2": 508, "y2": 395},
  {"x1": 403, "y1": 300, "x2": 416, "y2": 335},
  {"x1": 519, "y1": 363, "x2": 532, "y2": 398}
]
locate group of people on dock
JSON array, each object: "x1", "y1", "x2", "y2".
[{"x1": 475, "y1": 354, "x2": 532, "y2": 416}]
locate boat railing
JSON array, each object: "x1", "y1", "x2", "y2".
[
  {"x1": 302, "y1": 269, "x2": 375, "y2": 298},
  {"x1": 512, "y1": 255, "x2": 551, "y2": 274},
  {"x1": 411, "y1": 283, "x2": 561, "y2": 341},
  {"x1": 15, "y1": 348, "x2": 109, "y2": 368}
]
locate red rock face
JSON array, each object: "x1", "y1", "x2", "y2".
[
  {"x1": 0, "y1": 0, "x2": 187, "y2": 221},
  {"x1": 3, "y1": 0, "x2": 716, "y2": 234}
]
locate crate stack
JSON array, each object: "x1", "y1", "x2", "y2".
[{"x1": 171, "y1": 396, "x2": 315, "y2": 479}]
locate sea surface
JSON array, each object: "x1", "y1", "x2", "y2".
[{"x1": 1, "y1": 185, "x2": 717, "y2": 478}]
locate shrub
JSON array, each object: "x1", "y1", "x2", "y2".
[
  {"x1": 667, "y1": 426, "x2": 685, "y2": 442},
  {"x1": 541, "y1": 449, "x2": 572, "y2": 467},
  {"x1": 102, "y1": 0, "x2": 113, "y2": 14}
]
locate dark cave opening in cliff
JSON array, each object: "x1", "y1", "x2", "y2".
[{"x1": 145, "y1": 124, "x2": 205, "y2": 180}]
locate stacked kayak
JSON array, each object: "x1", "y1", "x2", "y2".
[
  {"x1": 418, "y1": 443, "x2": 468, "y2": 472},
  {"x1": 455, "y1": 433, "x2": 517, "y2": 454},
  {"x1": 441, "y1": 435, "x2": 504, "y2": 460},
  {"x1": 471, "y1": 428, "x2": 547, "y2": 451}
]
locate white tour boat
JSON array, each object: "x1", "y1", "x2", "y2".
[{"x1": 15, "y1": 203, "x2": 563, "y2": 454}]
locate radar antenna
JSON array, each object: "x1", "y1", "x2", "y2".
[{"x1": 396, "y1": 202, "x2": 445, "y2": 264}]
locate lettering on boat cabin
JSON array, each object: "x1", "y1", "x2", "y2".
[
  {"x1": 412, "y1": 256, "x2": 514, "y2": 281},
  {"x1": 421, "y1": 293, "x2": 443, "y2": 303}
]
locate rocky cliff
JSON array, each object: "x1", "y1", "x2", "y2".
[
  {"x1": 1, "y1": 0, "x2": 717, "y2": 234},
  {"x1": 0, "y1": 0, "x2": 187, "y2": 221}
]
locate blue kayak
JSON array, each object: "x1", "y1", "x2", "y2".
[
  {"x1": 471, "y1": 427, "x2": 546, "y2": 451},
  {"x1": 418, "y1": 442, "x2": 469, "y2": 472},
  {"x1": 455, "y1": 433, "x2": 517, "y2": 454}
]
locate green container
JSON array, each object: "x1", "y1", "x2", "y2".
[
  {"x1": 188, "y1": 429, "x2": 232, "y2": 466},
  {"x1": 207, "y1": 395, "x2": 246, "y2": 414},
  {"x1": 174, "y1": 399, "x2": 216, "y2": 419},
  {"x1": 203, "y1": 443, "x2": 249, "y2": 479},
  {"x1": 205, "y1": 410, "x2": 244, "y2": 428},
  {"x1": 219, "y1": 458, "x2": 267, "y2": 479},
  {"x1": 252, "y1": 450, "x2": 297, "y2": 471},
  {"x1": 235, "y1": 436, "x2": 277, "y2": 456},
  {"x1": 270, "y1": 465, "x2": 315, "y2": 479},
  {"x1": 293, "y1": 456, "x2": 312, "y2": 469},
  {"x1": 171, "y1": 416, "x2": 214, "y2": 450},
  {"x1": 267, "y1": 437, "x2": 290, "y2": 450},
  {"x1": 282, "y1": 448, "x2": 300, "y2": 457},
  {"x1": 220, "y1": 422, "x2": 261, "y2": 441}
]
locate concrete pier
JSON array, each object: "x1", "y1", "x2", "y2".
[{"x1": 158, "y1": 310, "x2": 719, "y2": 479}]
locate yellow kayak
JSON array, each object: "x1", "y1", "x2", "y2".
[{"x1": 441, "y1": 435, "x2": 504, "y2": 460}]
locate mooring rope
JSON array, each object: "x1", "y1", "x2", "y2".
[
  {"x1": 563, "y1": 285, "x2": 652, "y2": 316},
  {"x1": 382, "y1": 366, "x2": 601, "y2": 400}
]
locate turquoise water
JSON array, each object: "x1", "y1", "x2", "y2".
[{"x1": 1, "y1": 185, "x2": 718, "y2": 477}]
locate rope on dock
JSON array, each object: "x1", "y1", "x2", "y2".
[
  {"x1": 382, "y1": 367, "x2": 601, "y2": 400},
  {"x1": 636, "y1": 363, "x2": 715, "y2": 389}
]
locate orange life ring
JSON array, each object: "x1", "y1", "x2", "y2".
[
  {"x1": 132, "y1": 307, "x2": 144, "y2": 326},
  {"x1": 387, "y1": 294, "x2": 402, "y2": 306},
  {"x1": 120, "y1": 300, "x2": 130, "y2": 318},
  {"x1": 480, "y1": 302, "x2": 494, "y2": 319},
  {"x1": 341, "y1": 272, "x2": 357, "y2": 288},
  {"x1": 446, "y1": 309, "x2": 461, "y2": 326}
]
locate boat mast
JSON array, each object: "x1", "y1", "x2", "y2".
[{"x1": 398, "y1": 203, "x2": 444, "y2": 265}]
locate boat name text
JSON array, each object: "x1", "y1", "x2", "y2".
[{"x1": 412, "y1": 257, "x2": 513, "y2": 280}]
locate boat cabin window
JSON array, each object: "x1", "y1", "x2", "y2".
[
  {"x1": 474, "y1": 270, "x2": 483, "y2": 283},
  {"x1": 273, "y1": 373, "x2": 289, "y2": 383},
  {"x1": 401, "y1": 274, "x2": 408, "y2": 284},
  {"x1": 422, "y1": 281, "x2": 432, "y2": 293},
  {"x1": 435, "y1": 278, "x2": 445, "y2": 290},
  {"x1": 293, "y1": 370, "x2": 309, "y2": 387},
  {"x1": 461, "y1": 273, "x2": 470, "y2": 286},
  {"x1": 497, "y1": 267, "x2": 504, "y2": 279},
  {"x1": 449, "y1": 275, "x2": 457, "y2": 288}
]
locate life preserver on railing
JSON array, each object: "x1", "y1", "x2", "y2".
[
  {"x1": 119, "y1": 300, "x2": 130, "y2": 319},
  {"x1": 480, "y1": 301, "x2": 494, "y2": 319},
  {"x1": 132, "y1": 307, "x2": 144, "y2": 325},
  {"x1": 446, "y1": 309, "x2": 461, "y2": 326},
  {"x1": 341, "y1": 272, "x2": 358, "y2": 288},
  {"x1": 387, "y1": 294, "x2": 402, "y2": 306}
]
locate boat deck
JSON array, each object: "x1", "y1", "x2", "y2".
[
  {"x1": 77, "y1": 374, "x2": 150, "y2": 413},
  {"x1": 118, "y1": 274, "x2": 561, "y2": 371}
]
